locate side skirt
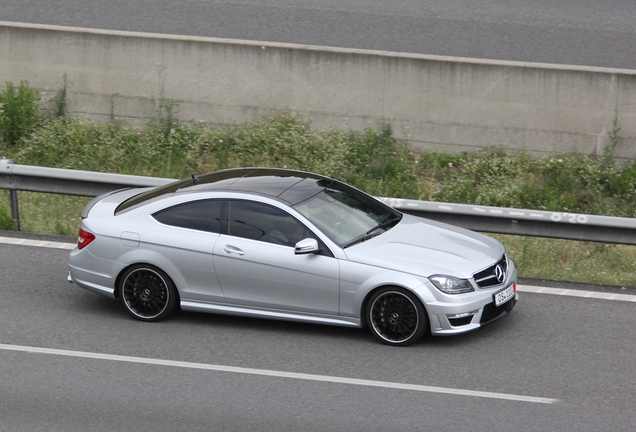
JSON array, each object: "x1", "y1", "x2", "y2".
[{"x1": 180, "y1": 300, "x2": 361, "y2": 328}]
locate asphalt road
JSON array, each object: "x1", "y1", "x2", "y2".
[
  {"x1": 1, "y1": 0, "x2": 636, "y2": 69},
  {"x1": 1, "y1": 237, "x2": 635, "y2": 431}
]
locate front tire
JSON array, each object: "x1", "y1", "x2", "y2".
[
  {"x1": 119, "y1": 265, "x2": 178, "y2": 321},
  {"x1": 367, "y1": 287, "x2": 428, "y2": 346}
]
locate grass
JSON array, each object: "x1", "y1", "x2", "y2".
[
  {"x1": 0, "y1": 191, "x2": 90, "y2": 236},
  {"x1": 492, "y1": 235, "x2": 636, "y2": 288},
  {"x1": 1, "y1": 100, "x2": 636, "y2": 287}
]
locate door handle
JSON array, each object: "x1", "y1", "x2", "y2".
[{"x1": 223, "y1": 245, "x2": 245, "y2": 256}]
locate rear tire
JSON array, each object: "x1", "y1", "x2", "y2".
[
  {"x1": 367, "y1": 287, "x2": 428, "y2": 346},
  {"x1": 119, "y1": 265, "x2": 177, "y2": 321}
]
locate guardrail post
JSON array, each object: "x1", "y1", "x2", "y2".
[
  {"x1": 0, "y1": 158, "x2": 19, "y2": 231},
  {"x1": 9, "y1": 190, "x2": 20, "y2": 231}
]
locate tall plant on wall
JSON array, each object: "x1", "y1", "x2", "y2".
[{"x1": 0, "y1": 80, "x2": 41, "y2": 147}]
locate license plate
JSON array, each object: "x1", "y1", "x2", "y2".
[{"x1": 494, "y1": 285, "x2": 515, "y2": 307}]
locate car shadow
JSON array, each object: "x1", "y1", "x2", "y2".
[
  {"x1": 171, "y1": 308, "x2": 373, "y2": 342},
  {"x1": 71, "y1": 294, "x2": 521, "y2": 348}
]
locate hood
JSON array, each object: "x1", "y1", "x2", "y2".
[{"x1": 343, "y1": 214, "x2": 505, "y2": 279}]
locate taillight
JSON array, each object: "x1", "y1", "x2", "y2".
[{"x1": 78, "y1": 228, "x2": 96, "y2": 250}]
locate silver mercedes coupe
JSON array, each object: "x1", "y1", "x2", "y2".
[{"x1": 68, "y1": 168, "x2": 518, "y2": 346}]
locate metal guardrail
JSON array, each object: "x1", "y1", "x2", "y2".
[
  {"x1": 0, "y1": 159, "x2": 174, "y2": 230},
  {"x1": 2, "y1": 158, "x2": 636, "y2": 245},
  {"x1": 378, "y1": 197, "x2": 636, "y2": 245}
]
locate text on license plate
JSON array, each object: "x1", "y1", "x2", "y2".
[{"x1": 494, "y1": 285, "x2": 515, "y2": 307}]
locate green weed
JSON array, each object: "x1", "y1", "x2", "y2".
[
  {"x1": 0, "y1": 204, "x2": 15, "y2": 230},
  {"x1": 0, "y1": 81, "x2": 41, "y2": 147},
  {"x1": 420, "y1": 147, "x2": 636, "y2": 217},
  {"x1": 52, "y1": 73, "x2": 70, "y2": 118}
]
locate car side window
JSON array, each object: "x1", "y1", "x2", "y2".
[
  {"x1": 228, "y1": 200, "x2": 314, "y2": 247},
  {"x1": 153, "y1": 199, "x2": 222, "y2": 233}
]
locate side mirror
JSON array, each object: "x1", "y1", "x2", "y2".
[{"x1": 294, "y1": 238, "x2": 321, "y2": 255}]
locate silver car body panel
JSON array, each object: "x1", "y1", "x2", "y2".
[
  {"x1": 213, "y1": 235, "x2": 340, "y2": 314},
  {"x1": 180, "y1": 300, "x2": 360, "y2": 327},
  {"x1": 342, "y1": 214, "x2": 504, "y2": 279},
  {"x1": 68, "y1": 170, "x2": 517, "y2": 336}
]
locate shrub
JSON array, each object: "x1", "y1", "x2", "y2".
[
  {"x1": 11, "y1": 113, "x2": 422, "y2": 198},
  {"x1": 0, "y1": 81, "x2": 41, "y2": 147},
  {"x1": 422, "y1": 147, "x2": 636, "y2": 217}
]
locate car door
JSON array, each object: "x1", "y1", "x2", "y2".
[
  {"x1": 213, "y1": 200, "x2": 340, "y2": 315},
  {"x1": 150, "y1": 199, "x2": 225, "y2": 303}
]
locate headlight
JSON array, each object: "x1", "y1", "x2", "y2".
[{"x1": 429, "y1": 275, "x2": 474, "y2": 294}]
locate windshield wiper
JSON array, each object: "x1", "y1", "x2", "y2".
[
  {"x1": 343, "y1": 232, "x2": 383, "y2": 248},
  {"x1": 343, "y1": 214, "x2": 402, "y2": 248},
  {"x1": 372, "y1": 214, "x2": 402, "y2": 233}
]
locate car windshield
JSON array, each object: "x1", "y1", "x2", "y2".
[{"x1": 293, "y1": 182, "x2": 401, "y2": 247}]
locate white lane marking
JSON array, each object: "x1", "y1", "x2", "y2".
[
  {"x1": 0, "y1": 343, "x2": 558, "y2": 404},
  {"x1": 517, "y1": 285, "x2": 636, "y2": 303},
  {"x1": 0, "y1": 236, "x2": 75, "y2": 250}
]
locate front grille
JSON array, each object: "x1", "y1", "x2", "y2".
[{"x1": 473, "y1": 255, "x2": 507, "y2": 288}]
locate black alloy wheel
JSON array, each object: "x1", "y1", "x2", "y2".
[
  {"x1": 119, "y1": 265, "x2": 178, "y2": 321},
  {"x1": 367, "y1": 287, "x2": 428, "y2": 346}
]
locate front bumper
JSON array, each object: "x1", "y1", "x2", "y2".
[
  {"x1": 427, "y1": 284, "x2": 519, "y2": 336},
  {"x1": 480, "y1": 294, "x2": 518, "y2": 325}
]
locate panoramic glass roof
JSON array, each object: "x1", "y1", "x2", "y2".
[{"x1": 115, "y1": 168, "x2": 332, "y2": 214}]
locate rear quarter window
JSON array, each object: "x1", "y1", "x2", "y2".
[{"x1": 153, "y1": 199, "x2": 222, "y2": 233}]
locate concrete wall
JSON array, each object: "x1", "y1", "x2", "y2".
[{"x1": 1, "y1": 21, "x2": 635, "y2": 159}]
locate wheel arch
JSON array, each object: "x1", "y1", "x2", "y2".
[
  {"x1": 340, "y1": 267, "x2": 435, "y2": 326},
  {"x1": 113, "y1": 249, "x2": 186, "y2": 300}
]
